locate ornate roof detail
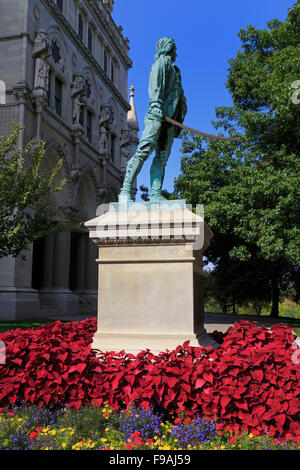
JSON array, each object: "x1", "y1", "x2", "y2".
[
  {"x1": 127, "y1": 85, "x2": 139, "y2": 131},
  {"x1": 102, "y1": 0, "x2": 114, "y2": 14}
]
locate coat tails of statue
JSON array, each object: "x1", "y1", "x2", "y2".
[{"x1": 119, "y1": 37, "x2": 187, "y2": 203}]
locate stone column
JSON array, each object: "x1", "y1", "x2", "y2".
[
  {"x1": 40, "y1": 233, "x2": 55, "y2": 293},
  {"x1": 0, "y1": 246, "x2": 40, "y2": 321},
  {"x1": 40, "y1": 231, "x2": 78, "y2": 316}
]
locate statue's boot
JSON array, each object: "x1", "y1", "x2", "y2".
[
  {"x1": 150, "y1": 155, "x2": 168, "y2": 202},
  {"x1": 118, "y1": 153, "x2": 144, "y2": 203}
]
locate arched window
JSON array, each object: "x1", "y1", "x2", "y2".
[
  {"x1": 54, "y1": 77, "x2": 63, "y2": 116},
  {"x1": 78, "y1": 13, "x2": 83, "y2": 41},
  {"x1": 104, "y1": 50, "x2": 108, "y2": 74},
  {"x1": 47, "y1": 69, "x2": 52, "y2": 107},
  {"x1": 111, "y1": 61, "x2": 115, "y2": 84},
  {"x1": 87, "y1": 110, "x2": 93, "y2": 143},
  {"x1": 88, "y1": 27, "x2": 93, "y2": 53}
]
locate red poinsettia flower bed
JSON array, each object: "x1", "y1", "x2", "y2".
[{"x1": 0, "y1": 319, "x2": 299, "y2": 441}]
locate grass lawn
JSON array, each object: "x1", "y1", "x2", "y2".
[
  {"x1": 0, "y1": 316, "x2": 299, "y2": 336},
  {"x1": 0, "y1": 318, "x2": 68, "y2": 333}
]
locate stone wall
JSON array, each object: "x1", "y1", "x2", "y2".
[{"x1": 0, "y1": 0, "x2": 139, "y2": 320}]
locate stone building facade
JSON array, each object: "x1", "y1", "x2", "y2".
[{"x1": 0, "y1": 0, "x2": 139, "y2": 320}]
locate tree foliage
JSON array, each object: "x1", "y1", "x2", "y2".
[
  {"x1": 175, "y1": 2, "x2": 300, "y2": 316},
  {"x1": 0, "y1": 123, "x2": 71, "y2": 258}
]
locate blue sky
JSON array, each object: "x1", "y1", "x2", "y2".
[{"x1": 113, "y1": 0, "x2": 295, "y2": 200}]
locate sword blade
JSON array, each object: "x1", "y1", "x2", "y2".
[{"x1": 164, "y1": 116, "x2": 240, "y2": 142}]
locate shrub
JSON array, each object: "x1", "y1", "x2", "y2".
[{"x1": 0, "y1": 318, "x2": 299, "y2": 441}]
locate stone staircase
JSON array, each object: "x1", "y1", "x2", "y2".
[{"x1": 39, "y1": 304, "x2": 65, "y2": 319}]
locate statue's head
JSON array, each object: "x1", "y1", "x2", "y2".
[{"x1": 155, "y1": 37, "x2": 176, "y2": 61}]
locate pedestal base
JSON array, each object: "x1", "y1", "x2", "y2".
[{"x1": 92, "y1": 330, "x2": 218, "y2": 355}]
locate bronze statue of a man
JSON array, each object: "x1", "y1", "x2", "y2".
[{"x1": 119, "y1": 37, "x2": 187, "y2": 202}]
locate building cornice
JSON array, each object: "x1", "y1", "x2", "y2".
[
  {"x1": 84, "y1": 0, "x2": 132, "y2": 64},
  {"x1": 40, "y1": 0, "x2": 130, "y2": 111},
  {"x1": 0, "y1": 33, "x2": 30, "y2": 42}
]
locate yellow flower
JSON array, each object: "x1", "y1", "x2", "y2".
[
  {"x1": 249, "y1": 433, "x2": 254, "y2": 439},
  {"x1": 61, "y1": 443, "x2": 66, "y2": 448}
]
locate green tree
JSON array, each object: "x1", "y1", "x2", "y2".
[
  {"x1": 0, "y1": 123, "x2": 70, "y2": 258},
  {"x1": 175, "y1": 2, "x2": 300, "y2": 317}
]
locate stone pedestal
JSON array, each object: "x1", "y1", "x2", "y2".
[{"x1": 85, "y1": 201, "x2": 215, "y2": 354}]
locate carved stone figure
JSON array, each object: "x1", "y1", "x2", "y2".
[
  {"x1": 73, "y1": 95, "x2": 85, "y2": 125},
  {"x1": 118, "y1": 37, "x2": 187, "y2": 202},
  {"x1": 120, "y1": 129, "x2": 130, "y2": 173},
  {"x1": 71, "y1": 73, "x2": 85, "y2": 97},
  {"x1": 99, "y1": 105, "x2": 114, "y2": 130},
  {"x1": 102, "y1": 0, "x2": 114, "y2": 13},
  {"x1": 34, "y1": 55, "x2": 50, "y2": 91}
]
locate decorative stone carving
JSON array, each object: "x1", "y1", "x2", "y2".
[
  {"x1": 34, "y1": 57, "x2": 50, "y2": 91},
  {"x1": 99, "y1": 105, "x2": 114, "y2": 165},
  {"x1": 32, "y1": 30, "x2": 49, "y2": 58},
  {"x1": 71, "y1": 73, "x2": 85, "y2": 97},
  {"x1": 32, "y1": 31, "x2": 50, "y2": 95},
  {"x1": 99, "y1": 105, "x2": 114, "y2": 130},
  {"x1": 73, "y1": 95, "x2": 85, "y2": 125},
  {"x1": 51, "y1": 39, "x2": 61, "y2": 64},
  {"x1": 102, "y1": 0, "x2": 114, "y2": 14},
  {"x1": 120, "y1": 129, "x2": 130, "y2": 174}
]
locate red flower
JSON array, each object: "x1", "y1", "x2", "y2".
[
  {"x1": 229, "y1": 437, "x2": 237, "y2": 443},
  {"x1": 129, "y1": 432, "x2": 141, "y2": 438},
  {"x1": 0, "y1": 318, "x2": 298, "y2": 443},
  {"x1": 36, "y1": 427, "x2": 42, "y2": 432},
  {"x1": 30, "y1": 432, "x2": 38, "y2": 440}
]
